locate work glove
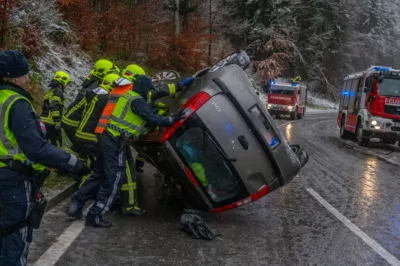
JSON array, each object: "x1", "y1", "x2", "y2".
[
  {"x1": 180, "y1": 213, "x2": 221, "y2": 240},
  {"x1": 181, "y1": 76, "x2": 194, "y2": 87},
  {"x1": 55, "y1": 121, "x2": 61, "y2": 131},
  {"x1": 171, "y1": 108, "x2": 186, "y2": 122},
  {"x1": 70, "y1": 159, "x2": 91, "y2": 177}
]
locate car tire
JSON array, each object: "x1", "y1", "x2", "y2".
[
  {"x1": 356, "y1": 121, "x2": 370, "y2": 146},
  {"x1": 340, "y1": 116, "x2": 352, "y2": 139},
  {"x1": 290, "y1": 110, "x2": 297, "y2": 120}
]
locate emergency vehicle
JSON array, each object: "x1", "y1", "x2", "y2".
[
  {"x1": 338, "y1": 66, "x2": 400, "y2": 146},
  {"x1": 266, "y1": 81, "x2": 307, "y2": 120}
]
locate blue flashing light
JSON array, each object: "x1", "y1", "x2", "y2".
[
  {"x1": 270, "y1": 80, "x2": 275, "y2": 85},
  {"x1": 373, "y1": 66, "x2": 390, "y2": 72},
  {"x1": 341, "y1": 91, "x2": 356, "y2": 96},
  {"x1": 291, "y1": 83, "x2": 297, "y2": 86}
]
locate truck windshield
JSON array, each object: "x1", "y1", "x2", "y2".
[
  {"x1": 270, "y1": 85, "x2": 294, "y2": 95},
  {"x1": 378, "y1": 78, "x2": 400, "y2": 97}
]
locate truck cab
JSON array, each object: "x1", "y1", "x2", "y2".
[
  {"x1": 338, "y1": 66, "x2": 400, "y2": 146},
  {"x1": 266, "y1": 81, "x2": 307, "y2": 120}
]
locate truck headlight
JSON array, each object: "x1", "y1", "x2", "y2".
[
  {"x1": 374, "y1": 126, "x2": 380, "y2": 129},
  {"x1": 288, "y1": 106, "x2": 293, "y2": 110},
  {"x1": 267, "y1": 104, "x2": 272, "y2": 109},
  {"x1": 371, "y1": 120, "x2": 378, "y2": 126}
]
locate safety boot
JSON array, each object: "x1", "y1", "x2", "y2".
[
  {"x1": 85, "y1": 214, "x2": 113, "y2": 228},
  {"x1": 120, "y1": 205, "x2": 147, "y2": 216},
  {"x1": 65, "y1": 200, "x2": 83, "y2": 219}
]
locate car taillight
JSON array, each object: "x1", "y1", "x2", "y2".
[
  {"x1": 161, "y1": 91, "x2": 211, "y2": 142},
  {"x1": 209, "y1": 185, "x2": 271, "y2": 213}
]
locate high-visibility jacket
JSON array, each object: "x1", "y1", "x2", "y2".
[
  {"x1": 75, "y1": 86, "x2": 110, "y2": 143},
  {"x1": 95, "y1": 78, "x2": 132, "y2": 135},
  {"x1": 0, "y1": 88, "x2": 46, "y2": 172},
  {"x1": 62, "y1": 78, "x2": 100, "y2": 129},
  {"x1": 106, "y1": 91, "x2": 146, "y2": 138},
  {"x1": 40, "y1": 85, "x2": 64, "y2": 125}
]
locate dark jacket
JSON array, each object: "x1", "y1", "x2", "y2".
[
  {"x1": 130, "y1": 76, "x2": 176, "y2": 127},
  {"x1": 0, "y1": 82, "x2": 76, "y2": 181},
  {"x1": 134, "y1": 75, "x2": 184, "y2": 103},
  {"x1": 62, "y1": 77, "x2": 101, "y2": 129},
  {"x1": 75, "y1": 86, "x2": 110, "y2": 143},
  {"x1": 40, "y1": 84, "x2": 64, "y2": 124}
]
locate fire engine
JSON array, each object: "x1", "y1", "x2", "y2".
[
  {"x1": 338, "y1": 66, "x2": 400, "y2": 146},
  {"x1": 266, "y1": 81, "x2": 307, "y2": 120}
]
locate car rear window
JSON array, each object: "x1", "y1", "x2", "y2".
[{"x1": 172, "y1": 121, "x2": 240, "y2": 203}]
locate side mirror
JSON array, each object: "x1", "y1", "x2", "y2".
[
  {"x1": 363, "y1": 87, "x2": 368, "y2": 93},
  {"x1": 378, "y1": 75, "x2": 384, "y2": 84}
]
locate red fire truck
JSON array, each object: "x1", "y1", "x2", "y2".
[
  {"x1": 338, "y1": 66, "x2": 400, "y2": 146},
  {"x1": 266, "y1": 81, "x2": 307, "y2": 120}
]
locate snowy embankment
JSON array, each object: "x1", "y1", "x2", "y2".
[{"x1": 11, "y1": 0, "x2": 92, "y2": 104}]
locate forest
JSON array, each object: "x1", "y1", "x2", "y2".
[{"x1": 1, "y1": 0, "x2": 400, "y2": 99}]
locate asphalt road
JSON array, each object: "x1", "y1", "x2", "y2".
[{"x1": 28, "y1": 112, "x2": 400, "y2": 266}]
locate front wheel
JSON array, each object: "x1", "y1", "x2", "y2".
[
  {"x1": 340, "y1": 117, "x2": 352, "y2": 139},
  {"x1": 290, "y1": 110, "x2": 297, "y2": 120},
  {"x1": 356, "y1": 122, "x2": 370, "y2": 146}
]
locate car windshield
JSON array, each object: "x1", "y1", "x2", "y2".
[
  {"x1": 270, "y1": 85, "x2": 294, "y2": 95},
  {"x1": 175, "y1": 127, "x2": 240, "y2": 203},
  {"x1": 378, "y1": 78, "x2": 400, "y2": 97}
]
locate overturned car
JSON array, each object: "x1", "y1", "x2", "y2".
[{"x1": 132, "y1": 50, "x2": 308, "y2": 213}]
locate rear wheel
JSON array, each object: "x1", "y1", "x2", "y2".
[
  {"x1": 290, "y1": 109, "x2": 297, "y2": 120},
  {"x1": 356, "y1": 121, "x2": 370, "y2": 146},
  {"x1": 340, "y1": 116, "x2": 352, "y2": 139}
]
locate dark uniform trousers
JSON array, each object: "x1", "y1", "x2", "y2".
[
  {"x1": 0, "y1": 174, "x2": 33, "y2": 266},
  {"x1": 72, "y1": 131, "x2": 130, "y2": 217}
]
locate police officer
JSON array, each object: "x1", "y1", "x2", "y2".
[
  {"x1": 61, "y1": 59, "x2": 119, "y2": 163},
  {"x1": 0, "y1": 50, "x2": 90, "y2": 266},
  {"x1": 66, "y1": 75, "x2": 186, "y2": 228},
  {"x1": 40, "y1": 71, "x2": 71, "y2": 147}
]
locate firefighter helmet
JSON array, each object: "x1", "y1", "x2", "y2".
[
  {"x1": 122, "y1": 64, "x2": 146, "y2": 83},
  {"x1": 51, "y1": 71, "x2": 71, "y2": 87},
  {"x1": 93, "y1": 59, "x2": 120, "y2": 79},
  {"x1": 100, "y1": 73, "x2": 120, "y2": 92}
]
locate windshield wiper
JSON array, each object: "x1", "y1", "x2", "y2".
[{"x1": 204, "y1": 131, "x2": 237, "y2": 162}]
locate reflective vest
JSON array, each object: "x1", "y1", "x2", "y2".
[
  {"x1": 0, "y1": 89, "x2": 46, "y2": 172},
  {"x1": 40, "y1": 86, "x2": 64, "y2": 125},
  {"x1": 106, "y1": 91, "x2": 146, "y2": 138},
  {"x1": 95, "y1": 78, "x2": 133, "y2": 135}
]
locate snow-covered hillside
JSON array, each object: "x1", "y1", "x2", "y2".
[{"x1": 11, "y1": 0, "x2": 92, "y2": 104}]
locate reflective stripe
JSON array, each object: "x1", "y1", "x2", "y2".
[
  {"x1": 0, "y1": 94, "x2": 24, "y2": 156},
  {"x1": 76, "y1": 131, "x2": 97, "y2": 142},
  {"x1": 100, "y1": 114, "x2": 111, "y2": 120},
  {"x1": 68, "y1": 154, "x2": 77, "y2": 167},
  {"x1": 62, "y1": 116, "x2": 79, "y2": 127},
  {"x1": 124, "y1": 160, "x2": 135, "y2": 206},
  {"x1": 147, "y1": 91, "x2": 152, "y2": 103},
  {"x1": 64, "y1": 97, "x2": 85, "y2": 118},
  {"x1": 168, "y1": 83, "x2": 176, "y2": 95},
  {"x1": 121, "y1": 184, "x2": 137, "y2": 190},
  {"x1": 52, "y1": 96, "x2": 62, "y2": 103},
  {"x1": 110, "y1": 115, "x2": 143, "y2": 131}
]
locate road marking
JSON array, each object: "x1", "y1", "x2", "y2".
[
  {"x1": 306, "y1": 188, "x2": 400, "y2": 266},
  {"x1": 33, "y1": 206, "x2": 91, "y2": 266}
]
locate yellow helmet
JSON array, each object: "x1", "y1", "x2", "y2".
[
  {"x1": 100, "y1": 73, "x2": 120, "y2": 92},
  {"x1": 52, "y1": 71, "x2": 71, "y2": 87},
  {"x1": 121, "y1": 64, "x2": 146, "y2": 83},
  {"x1": 92, "y1": 59, "x2": 120, "y2": 79}
]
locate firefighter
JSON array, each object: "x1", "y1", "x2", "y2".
[
  {"x1": 0, "y1": 50, "x2": 90, "y2": 265},
  {"x1": 61, "y1": 59, "x2": 119, "y2": 164},
  {"x1": 134, "y1": 71, "x2": 194, "y2": 174},
  {"x1": 40, "y1": 71, "x2": 71, "y2": 147},
  {"x1": 65, "y1": 75, "x2": 187, "y2": 228},
  {"x1": 74, "y1": 73, "x2": 121, "y2": 186}
]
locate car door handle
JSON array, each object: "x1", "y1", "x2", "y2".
[{"x1": 238, "y1": 135, "x2": 249, "y2": 150}]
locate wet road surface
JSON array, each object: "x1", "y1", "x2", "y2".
[{"x1": 28, "y1": 112, "x2": 400, "y2": 266}]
